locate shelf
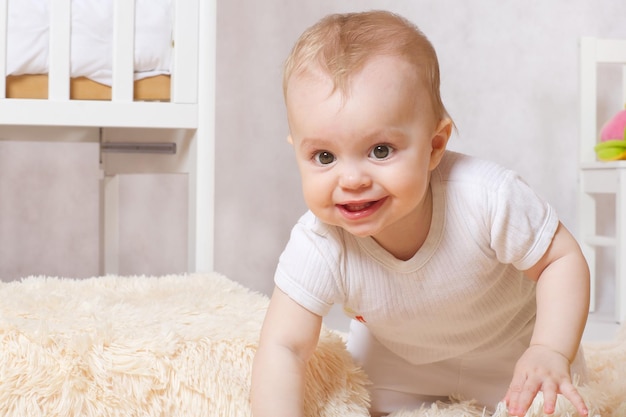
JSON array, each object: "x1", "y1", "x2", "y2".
[
  {"x1": 578, "y1": 36, "x2": 626, "y2": 323},
  {"x1": 580, "y1": 166, "x2": 626, "y2": 193},
  {"x1": 580, "y1": 160, "x2": 626, "y2": 170},
  {"x1": 585, "y1": 235, "x2": 617, "y2": 247}
]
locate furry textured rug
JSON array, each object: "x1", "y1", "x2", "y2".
[{"x1": 0, "y1": 273, "x2": 623, "y2": 417}]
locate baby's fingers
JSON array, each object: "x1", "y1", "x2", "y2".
[
  {"x1": 541, "y1": 380, "x2": 558, "y2": 414},
  {"x1": 559, "y1": 382, "x2": 589, "y2": 416},
  {"x1": 505, "y1": 376, "x2": 540, "y2": 416},
  {"x1": 507, "y1": 378, "x2": 589, "y2": 417}
]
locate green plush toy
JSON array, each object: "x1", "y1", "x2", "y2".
[{"x1": 595, "y1": 108, "x2": 626, "y2": 160}]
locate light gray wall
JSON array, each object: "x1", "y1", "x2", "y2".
[
  {"x1": 213, "y1": 1, "x2": 626, "y2": 318},
  {"x1": 0, "y1": 136, "x2": 100, "y2": 280}
]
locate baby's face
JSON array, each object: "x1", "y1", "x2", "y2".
[{"x1": 286, "y1": 55, "x2": 449, "y2": 246}]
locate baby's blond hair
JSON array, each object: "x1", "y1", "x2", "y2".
[{"x1": 283, "y1": 10, "x2": 449, "y2": 120}]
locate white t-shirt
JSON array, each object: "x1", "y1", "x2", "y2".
[{"x1": 275, "y1": 151, "x2": 559, "y2": 365}]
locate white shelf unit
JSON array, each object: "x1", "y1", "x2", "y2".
[{"x1": 578, "y1": 37, "x2": 626, "y2": 323}]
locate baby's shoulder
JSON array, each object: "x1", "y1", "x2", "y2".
[
  {"x1": 294, "y1": 211, "x2": 345, "y2": 242},
  {"x1": 287, "y1": 212, "x2": 351, "y2": 267},
  {"x1": 437, "y1": 151, "x2": 517, "y2": 190}
]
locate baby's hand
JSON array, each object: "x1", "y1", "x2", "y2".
[{"x1": 504, "y1": 344, "x2": 588, "y2": 416}]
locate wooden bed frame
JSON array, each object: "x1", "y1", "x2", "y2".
[
  {"x1": 6, "y1": 74, "x2": 171, "y2": 101},
  {"x1": 0, "y1": 0, "x2": 216, "y2": 273}
]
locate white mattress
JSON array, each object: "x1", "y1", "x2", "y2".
[{"x1": 6, "y1": 0, "x2": 172, "y2": 86}]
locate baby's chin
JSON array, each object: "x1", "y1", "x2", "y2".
[
  {"x1": 334, "y1": 222, "x2": 381, "y2": 239},
  {"x1": 312, "y1": 210, "x2": 384, "y2": 238}
]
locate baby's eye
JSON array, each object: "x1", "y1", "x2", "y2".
[
  {"x1": 369, "y1": 144, "x2": 393, "y2": 160},
  {"x1": 314, "y1": 151, "x2": 336, "y2": 165}
]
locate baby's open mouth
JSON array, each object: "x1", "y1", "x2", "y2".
[
  {"x1": 336, "y1": 197, "x2": 386, "y2": 220},
  {"x1": 341, "y1": 201, "x2": 376, "y2": 212}
]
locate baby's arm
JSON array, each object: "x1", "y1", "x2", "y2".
[
  {"x1": 251, "y1": 287, "x2": 323, "y2": 417},
  {"x1": 505, "y1": 222, "x2": 590, "y2": 416}
]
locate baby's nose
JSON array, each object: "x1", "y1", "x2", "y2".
[{"x1": 338, "y1": 164, "x2": 372, "y2": 190}]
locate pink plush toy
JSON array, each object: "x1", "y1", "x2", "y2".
[{"x1": 595, "y1": 109, "x2": 626, "y2": 160}]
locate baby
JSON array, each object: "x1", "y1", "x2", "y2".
[{"x1": 251, "y1": 10, "x2": 590, "y2": 417}]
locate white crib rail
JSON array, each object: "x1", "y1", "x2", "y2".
[
  {"x1": 49, "y1": 0, "x2": 71, "y2": 100},
  {"x1": 171, "y1": 0, "x2": 199, "y2": 103},
  {"x1": 111, "y1": 0, "x2": 135, "y2": 102},
  {"x1": 0, "y1": 0, "x2": 6, "y2": 99},
  {"x1": 0, "y1": 0, "x2": 202, "y2": 128}
]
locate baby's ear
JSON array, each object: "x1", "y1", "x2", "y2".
[
  {"x1": 287, "y1": 135, "x2": 294, "y2": 145},
  {"x1": 429, "y1": 118, "x2": 452, "y2": 170}
]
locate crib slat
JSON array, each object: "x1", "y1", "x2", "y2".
[
  {"x1": 112, "y1": 0, "x2": 135, "y2": 102},
  {"x1": 0, "y1": 0, "x2": 7, "y2": 99},
  {"x1": 49, "y1": 0, "x2": 71, "y2": 100},
  {"x1": 171, "y1": 0, "x2": 199, "y2": 103}
]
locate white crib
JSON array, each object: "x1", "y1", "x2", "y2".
[{"x1": 0, "y1": 0, "x2": 216, "y2": 274}]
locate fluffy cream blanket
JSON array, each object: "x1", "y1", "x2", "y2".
[{"x1": 0, "y1": 273, "x2": 623, "y2": 417}]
